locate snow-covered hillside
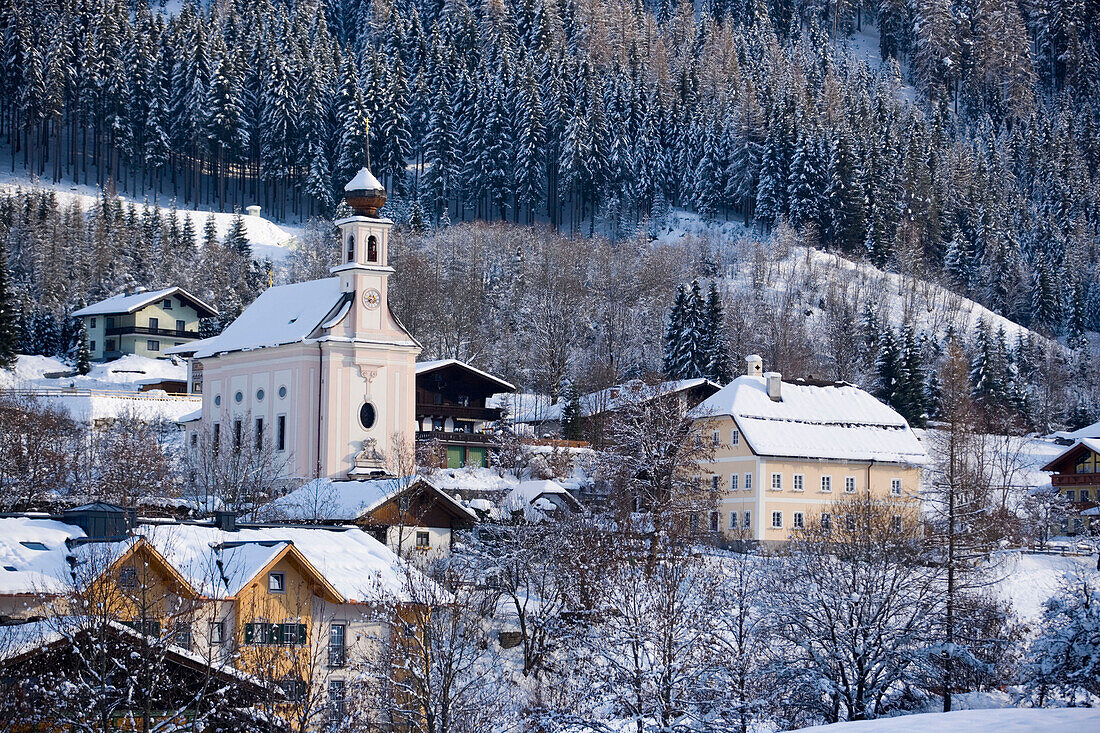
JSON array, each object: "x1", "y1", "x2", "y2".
[
  {"x1": 0, "y1": 166, "x2": 300, "y2": 261},
  {"x1": 787, "y1": 707, "x2": 1100, "y2": 732}
]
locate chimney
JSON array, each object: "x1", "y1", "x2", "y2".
[
  {"x1": 214, "y1": 510, "x2": 237, "y2": 532},
  {"x1": 246, "y1": 205, "x2": 262, "y2": 218},
  {"x1": 745, "y1": 354, "x2": 763, "y2": 377},
  {"x1": 764, "y1": 371, "x2": 782, "y2": 401}
]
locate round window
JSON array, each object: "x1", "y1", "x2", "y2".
[
  {"x1": 359, "y1": 403, "x2": 376, "y2": 430},
  {"x1": 256, "y1": 388, "x2": 265, "y2": 402},
  {"x1": 234, "y1": 391, "x2": 243, "y2": 404},
  {"x1": 214, "y1": 395, "x2": 221, "y2": 407},
  {"x1": 278, "y1": 386, "x2": 287, "y2": 399}
]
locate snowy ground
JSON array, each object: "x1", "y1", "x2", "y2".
[
  {"x1": 989, "y1": 549, "x2": 1095, "y2": 626},
  {"x1": 786, "y1": 706, "x2": 1100, "y2": 732},
  {"x1": 1, "y1": 354, "x2": 197, "y2": 423},
  {"x1": 0, "y1": 161, "x2": 301, "y2": 261}
]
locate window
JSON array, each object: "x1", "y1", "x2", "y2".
[
  {"x1": 268, "y1": 572, "x2": 286, "y2": 593},
  {"x1": 233, "y1": 420, "x2": 242, "y2": 452},
  {"x1": 212, "y1": 423, "x2": 220, "y2": 454},
  {"x1": 846, "y1": 514, "x2": 856, "y2": 531},
  {"x1": 890, "y1": 478, "x2": 903, "y2": 496},
  {"x1": 730, "y1": 474, "x2": 738, "y2": 491},
  {"x1": 175, "y1": 319, "x2": 185, "y2": 332},
  {"x1": 821, "y1": 513, "x2": 832, "y2": 531},
  {"x1": 163, "y1": 299, "x2": 173, "y2": 309},
  {"x1": 123, "y1": 619, "x2": 161, "y2": 637},
  {"x1": 359, "y1": 402, "x2": 376, "y2": 430},
  {"x1": 256, "y1": 388, "x2": 265, "y2": 402},
  {"x1": 346, "y1": 234, "x2": 355, "y2": 262},
  {"x1": 118, "y1": 566, "x2": 137, "y2": 587},
  {"x1": 367, "y1": 235, "x2": 378, "y2": 262},
  {"x1": 892, "y1": 515, "x2": 903, "y2": 532},
  {"x1": 821, "y1": 476, "x2": 832, "y2": 492},
  {"x1": 329, "y1": 624, "x2": 346, "y2": 667},
  {"x1": 255, "y1": 418, "x2": 264, "y2": 450},
  {"x1": 329, "y1": 680, "x2": 347, "y2": 718},
  {"x1": 280, "y1": 677, "x2": 306, "y2": 703},
  {"x1": 745, "y1": 473, "x2": 752, "y2": 491},
  {"x1": 276, "y1": 415, "x2": 286, "y2": 452},
  {"x1": 172, "y1": 621, "x2": 192, "y2": 650},
  {"x1": 711, "y1": 475, "x2": 720, "y2": 491},
  {"x1": 89, "y1": 340, "x2": 96, "y2": 351},
  {"x1": 234, "y1": 391, "x2": 243, "y2": 403},
  {"x1": 244, "y1": 622, "x2": 306, "y2": 646},
  {"x1": 105, "y1": 338, "x2": 115, "y2": 352},
  {"x1": 712, "y1": 430, "x2": 720, "y2": 447},
  {"x1": 432, "y1": 417, "x2": 445, "y2": 431},
  {"x1": 278, "y1": 385, "x2": 287, "y2": 399},
  {"x1": 90, "y1": 317, "x2": 96, "y2": 328},
  {"x1": 845, "y1": 476, "x2": 856, "y2": 493},
  {"x1": 793, "y1": 474, "x2": 804, "y2": 492},
  {"x1": 147, "y1": 339, "x2": 160, "y2": 351},
  {"x1": 771, "y1": 473, "x2": 782, "y2": 490},
  {"x1": 743, "y1": 511, "x2": 751, "y2": 530},
  {"x1": 190, "y1": 433, "x2": 197, "y2": 448},
  {"x1": 710, "y1": 511, "x2": 719, "y2": 532},
  {"x1": 106, "y1": 317, "x2": 115, "y2": 329},
  {"x1": 209, "y1": 620, "x2": 225, "y2": 645},
  {"x1": 148, "y1": 317, "x2": 159, "y2": 330},
  {"x1": 729, "y1": 512, "x2": 737, "y2": 529},
  {"x1": 771, "y1": 511, "x2": 783, "y2": 529},
  {"x1": 281, "y1": 622, "x2": 302, "y2": 645},
  {"x1": 731, "y1": 429, "x2": 739, "y2": 446},
  {"x1": 214, "y1": 394, "x2": 222, "y2": 407},
  {"x1": 793, "y1": 512, "x2": 804, "y2": 529},
  {"x1": 1066, "y1": 490, "x2": 1076, "y2": 501},
  {"x1": 416, "y1": 531, "x2": 431, "y2": 549},
  {"x1": 1081, "y1": 489, "x2": 1091, "y2": 502}
]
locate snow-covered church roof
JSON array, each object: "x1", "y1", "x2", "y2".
[
  {"x1": 345, "y1": 167, "x2": 384, "y2": 191},
  {"x1": 692, "y1": 375, "x2": 928, "y2": 465}
]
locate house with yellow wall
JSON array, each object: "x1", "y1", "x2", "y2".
[
  {"x1": 73, "y1": 286, "x2": 218, "y2": 362},
  {"x1": 691, "y1": 356, "x2": 928, "y2": 543},
  {"x1": 1040, "y1": 437, "x2": 1100, "y2": 535}
]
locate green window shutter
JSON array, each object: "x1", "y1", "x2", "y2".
[
  {"x1": 274, "y1": 623, "x2": 285, "y2": 645},
  {"x1": 244, "y1": 623, "x2": 254, "y2": 644},
  {"x1": 299, "y1": 624, "x2": 307, "y2": 645}
]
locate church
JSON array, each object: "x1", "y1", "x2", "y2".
[{"x1": 171, "y1": 169, "x2": 421, "y2": 479}]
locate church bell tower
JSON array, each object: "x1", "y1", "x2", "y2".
[{"x1": 332, "y1": 167, "x2": 393, "y2": 338}]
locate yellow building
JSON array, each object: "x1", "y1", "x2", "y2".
[
  {"x1": 73, "y1": 286, "x2": 218, "y2": 361},
  {"x1": 692, "y1": 356, "x2": 927, "y2": 543},
  {"x1": 1040, "y1": 437, "x2": 1100, "y2": 534}
]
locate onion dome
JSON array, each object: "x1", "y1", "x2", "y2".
[{"x1": 344, "y1": 167, "x2": 386, "y2": 217}]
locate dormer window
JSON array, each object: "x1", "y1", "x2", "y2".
[
  {"x1": 367, "y1": 235, "x2": 378, "y2": 263},
  {"x1": 346, "y1": 235, "x2": 355, "y2": 263}
]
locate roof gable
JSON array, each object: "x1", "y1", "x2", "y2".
[
  {"x1": 415, "y1": 360, "x2": 516, "y2": 393},
  {"x1": 73, "y1": 287, "x2": 217, "y2": 318},
  {"x1": 1041, "y1": 438, "x2": 1100, "y2": 473},
  {"x1": 268, "y1": 476, "x2": 476, "y2": 525}
]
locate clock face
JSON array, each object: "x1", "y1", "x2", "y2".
[{"x1": 363, "y1": 288, "x2": 381, "y2": 310}]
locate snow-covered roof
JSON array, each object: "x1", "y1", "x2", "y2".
[
  {"x1": 0, "y1": 518, "x2": 85, "y2": 596},
  {"x1": 415, "y1": 359, "x2": 516, "y2": 392},
  {"x1": 1048, "y1": 419, "x2": 1100, "y2": 442},
  {"x1": 692, "y1": 375, "x2": 928, "y2": 465},
  {"x1": 189, "y1": 279, "x2": 345, "y2": 358},
  {"x1": 1041, "y1": 437, "x2": 1100, "y2": 472},
  {"x1": 73, "y1": 287, "x2": 217, "y2": 318},
  {"x1": 134, "y1": 523, "x2": 426, "y2": 604},
  {"x1": 515, "y1": 378, "x2": 720, "y2": 423},
  {"x1": 502, "y1": 480, "x2": 581, "y2": 512},
  {"x1": 344, "y1": 167, "x2": 384, "y2": 191},
  {"x1": 268, "y1": 477, "x2": 477, "y2": 524}
]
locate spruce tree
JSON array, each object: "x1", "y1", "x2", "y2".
[
  {"x1": 702, "y1": 282, "x2": 732, "y2": 384},
  {"x1": 73, "y1": 319, "x2": 91, "y2": 375},
  {"x1": 559, "y1": 379, "x2": 583, "y2": 441},
  {"x1": 663, "y1": 285, "x2": 688, "y2": 378},
  {"x1": 0, "y1": 237, "x2": 17, "y2": 369}
]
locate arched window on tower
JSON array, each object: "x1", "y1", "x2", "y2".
[
  {"x1": 346, "y1": 235, "x2": 355, "y2": 263},
  {"x1": 367, "y1": 236, "x2": 378, "y2": 263}
]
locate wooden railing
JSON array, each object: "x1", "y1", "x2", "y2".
[
  {"x1": 416, "y1": 430, "x2": 495, "y2": 444},
  {"x1": 415, "y1": 403, "x2": 501, "y2": 421},
  {"x1": 106, "y1": 325, "x2": 200, "y2": 338}
]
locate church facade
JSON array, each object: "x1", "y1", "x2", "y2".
[{"x1": 171, "y1": 169, "x2": 420, "y2": 480}]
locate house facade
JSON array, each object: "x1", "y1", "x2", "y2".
[
  {"x1": 415, "y1": 359, "x2": 515, "y2": 468},
  {"x1": 692, "y1": 356, "x2": 927, "y2": 544},
  {"x1": 73, "y1": 286, "x2": 218, "y2": 362},
  {"x1": 169, "y1": 168, "x2": 420, "y2": 480},
  {"x1": 1041, "y1": 437, "x2": 1100, "y2": 535}
]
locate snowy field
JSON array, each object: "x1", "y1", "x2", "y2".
[
  {"x1": 0, "y1": 354, "x2": 197, "y2": 423},
  {"x1": 0, "y1": 161, "x2": 301, "y2": 261},
  {"x1": 787, "y1": 706, "x2": 1100, "y2": 732},
  {"x1": 989, "y1": 550, "x2": 1096, "y2": 625}
]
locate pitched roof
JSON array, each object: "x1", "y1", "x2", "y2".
[
  {"x1": 692, "y1": 375, "x2": 928, "y2": 465},
  {"x1": 188, "y1": 278, "x2": 346, "y2": 357},
  {"x1": 267, "y1": 476, "x2": 477, "y2": 524},
  {"x1": 0, "y1": 517, "x2": 85, "y2": 596},
  {"x1": 503, "y1": 479, "x2": 582, "y2": 512},
  {"x1": 1051, "y1": 419, "x2": 1100, "y2": 442},
  {"x1": 415, "y1": 359, "x2": 516, "y2": 392},
  {"x1": 1040, "y1": 437, "x2": 1100, "y2": 473},
  {"x1": 515, "y1": 378, "x2": 720, "y2": 423},
  {"x1": 73, "y1": 287, "x2": 217, "y2": 318}
]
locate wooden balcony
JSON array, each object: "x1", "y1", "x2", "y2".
[
  {"x1": 415, "y1": 403, "x2": 501, "y2": 422},
  {"x1": 416, "y1": 430, "x2": 495, "y2": 445},
  {"x1": 106, "y1": 325, "x2": 200, "y2": 339},
  {"x1": 1052, "y1": 473, "x2": 1100, "y2": 487}
]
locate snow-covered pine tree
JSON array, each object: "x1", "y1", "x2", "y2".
[
  {"x1": 702, "y1": 282, "x2": 732, "y2": 384},
  {"x1": 663, "y1": 284, "x2": 689, "y2": 378},
  {"x1": 72, "y1": 318, "x2": 91, "y2": 375},
  {"x1": 0, "y1": 236, "x2": 17, "y2": 368}
]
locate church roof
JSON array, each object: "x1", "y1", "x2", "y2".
[
  {"x1": 188, "y1": 278, "x2": 347, "y2": 358},
  {"x1": 345, "y1": 167, "x2": 384, "y2": 191}
]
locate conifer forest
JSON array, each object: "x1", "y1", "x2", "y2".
[{"x1": 0, "y1": 0, "x2": 1098, "y2": 428}]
